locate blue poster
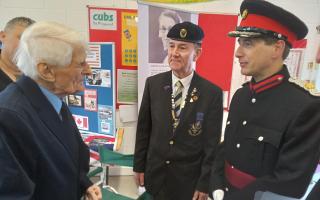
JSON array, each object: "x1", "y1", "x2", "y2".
[{"x1": 68, "y1": 42, "x2": 116, "y2": 137}]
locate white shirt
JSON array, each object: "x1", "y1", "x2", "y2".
[{"x1": 172, "y1": 71, "x2": 194, "y2": 109}]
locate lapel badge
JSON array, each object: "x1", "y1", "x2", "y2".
[
  {"x1": 180, "y1": 28, "x2": 187, "y2": 38},
  {"x1": 192, "y1": 96, "x2": 198, "y2": 102},
  {"x1": 188, "y1": 121, "x2": 202, "y2": 136},
  {"x1": 241, "y1": 9, "x2": 248, "y2": 19},
  {"x1": 163, "y1": 85, "x2": 171, "y2": 92},
  {"x1": 190, "y1": 87, "x2": 199, "y2": 102}
]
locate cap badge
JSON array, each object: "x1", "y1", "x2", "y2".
[
  {"x1": 180, "y1": 28, "x2": 187, "y2": 38},
  {"x1": 241, "y1": 9, "x2": 248, "y2": 19}
]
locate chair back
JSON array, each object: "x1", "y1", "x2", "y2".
[{"x1": 98, "y1": 146, "x2": 134, "y2": 167}]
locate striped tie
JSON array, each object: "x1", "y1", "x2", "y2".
[{"x1": 174, "y1": 81, "x2": 184, "y2": 117}]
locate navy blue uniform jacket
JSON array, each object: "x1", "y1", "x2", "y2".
[{"x1": 0, "y1": 76, "x2": 92, "y2": 200}]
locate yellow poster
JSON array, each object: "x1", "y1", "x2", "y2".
[
  {"x1": 141, "y1": 0, "x2": 213, "y2": 3},
  {"x1": 122, "y1": 12, "x2": 138, "y2": 66}
]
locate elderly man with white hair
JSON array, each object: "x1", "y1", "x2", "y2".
[{"x1": 0, "y1": 21, "x2": 101, "y2": 200}]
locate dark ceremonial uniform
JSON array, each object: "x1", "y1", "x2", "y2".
[
  {"x1": 211, "y1": 67, "x2": 320, "y2": 199},
  {"x1": 210, "y1": 0, "x2": 320, "y2": 199}
]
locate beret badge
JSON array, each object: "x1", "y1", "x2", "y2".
[
  {"x1": 180, "y1": 28, "x2": 187, "y2": 38},
  {"x1": 241, "y1": 9, "x2": 248, "y2": 19}
]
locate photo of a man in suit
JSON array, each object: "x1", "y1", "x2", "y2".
[
  {"x1": 148, "y1": 7, "x2": 190, "y2": 64},
  {"x1": 0, "y1": 21, "x2": 101, "y2": 200},
  {"x1": 134, "y1": 22, "x2": 223, "y2": 200}
]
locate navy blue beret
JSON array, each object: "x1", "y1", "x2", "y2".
[{"x1": 167, "y1": 21, "x2": 204, "y2": 44}]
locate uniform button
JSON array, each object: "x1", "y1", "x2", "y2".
[
  {"x1": 236, "y1": 143, "x2": 240, "y2": 148},
  {"x1": 227, "y1": 121, "x2": 231, "y2": 125},
  {"x1": 165, "y1": 160, "x2": 170, "y2": 164},
  {"x1": 258, "y1": 136, "x2": 264, "y2": 141},
  {"x1": 169, "y1": 140, "x2": 174, "y2": 145},
  {"x1": 251, "y1": 98, "x2": 256, "y2": 103},
  {"x1": 231, "y1": 165, "x2": 234, "y2": 168},
  {"x1": 225, "y1": 187, "x2": 229, "y2": 192},
  {"x1": 242, "y1": 121, "x2": 247, "y2": 125}
]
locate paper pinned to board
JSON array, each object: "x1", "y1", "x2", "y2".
[
  {"x1": 119, "y1": 104, "x2": 138, "y2": 122},
  {"x1": 115, "y1": 128, "x2": 124, "y2": 151}
]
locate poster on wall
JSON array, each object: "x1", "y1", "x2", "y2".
[
  {"x1": 86, "y1": 69, "x2": 111, "y2": 87},
  {"x1": 138, "y1": 3, "x2": 238, "y2": 109},
  {"x1": 98, "y1": 105, "x2": 114, "y2": 134},
  {"x1": 122, "y1": 12, "x2": 138, "y2": 66},
  {"x1": 89, "y1": 9, "x2": 117, "y2": 30},
  {"x1": 84, "y1": 89, "x2": 98, "y2": 111},
  {"x1": 88, "y1": 6, "x2": 138, "y2": 109},
  {"x1": 284, "y1": 39, "x2": 307, "y2": 78},
  {"x1": 87, "y1": 44, "x2": 101, "y2": 68},
  {"x1": 117, "y1": 69, "x2": 138, "y2": 104},
  {"x1": 148, "y1": 6, "x2": 191, "y2": 67},
  {"x1": 67, "y1": 94, "x2": 84, "y2": 107},
  {"x1": 68, "y1": 42, "x2": 116, "y2": 137},
  {"x1": 284, "y1": 38, "x2": 320, "y2": 96}
]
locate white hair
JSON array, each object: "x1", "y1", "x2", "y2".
[{"x1": 14, "y1": 21, "x2": 87, "y2": 79}]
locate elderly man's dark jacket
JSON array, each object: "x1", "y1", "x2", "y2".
[
  {"x1": 0, "y1": 68, "x2": 12, "y2": 91},
  {"x1": 134, "y1": 71, "x2": 223, "y2": 200},
  {"x1": 0, "y1": 76, "x2": 92, "y2": 199},
  {"x1": 210, "y1": 67, "x2": 320, "y2": 199}
]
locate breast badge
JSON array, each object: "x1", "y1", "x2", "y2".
[{"x1": 188, "y1": 121, "x2": 202, "y2": 136}]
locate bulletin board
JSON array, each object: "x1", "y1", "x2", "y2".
[
  {"x1": 87, "y1": 6, "x2": 138, "y2": 107},
  {"x1": 67, "y1": 42, "x2": 116, "y2": 137}
]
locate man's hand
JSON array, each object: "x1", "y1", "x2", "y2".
[
  {"x1": 212, "y1": 189, "x2": 224, "y2": 200},
  {"x1": 85, "y1": 185, "x2": 102, "y2": 200},
  {"x1": 192, "y1": 190, "x2": 208, "y2": 200},
  {"x1": 134, "y1": 172, "x2": 145, "y2": 186}
]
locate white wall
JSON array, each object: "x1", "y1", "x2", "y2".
[
  {"x1": 0, "y1": 0, "x2": 138, "y2": 40},
  {"x1": 1, "y1": 0, "x2": 318, "y2": 45}
]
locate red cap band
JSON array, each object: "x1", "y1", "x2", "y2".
[{"x1": 240, "y1": 14, "x2": 297, "y2": 45}]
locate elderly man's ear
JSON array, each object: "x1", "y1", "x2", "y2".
[{"x1": 37, "y1": 63, "x2": 55, "y2": 82}]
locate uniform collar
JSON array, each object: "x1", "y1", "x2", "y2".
[{"x1": 248, "y1": 65, "x2": 290, "y2": 94}]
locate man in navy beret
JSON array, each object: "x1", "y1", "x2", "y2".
[
  {"x1": 210, "y1": 0, "x2": 320, "y2": 200},
  {"x1": 134, "y1": 21, "x2": 223, "y2": 200}
]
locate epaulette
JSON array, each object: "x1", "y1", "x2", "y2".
[
  {"x1": 288, "y1": 77, "x2": 320, "y2": 97},
  {"x1": 242, "y1": 81, "x2": 250, "y2": 87}
]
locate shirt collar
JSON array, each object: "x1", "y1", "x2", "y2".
[
  {"x1": 172, "y1": 71, "x2": 194, "y2": 88},
  {"x1": 39, "y1": 86, "x2": 62, "y2": 114}
]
